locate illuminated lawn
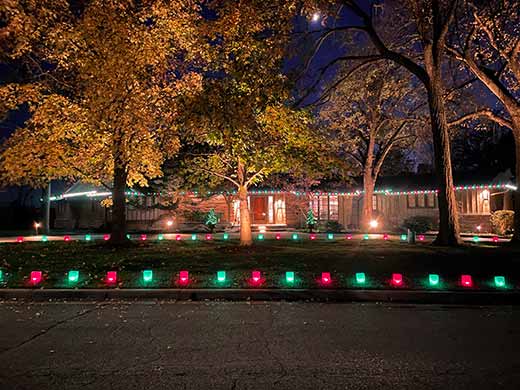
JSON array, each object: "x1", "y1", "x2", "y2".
[{"x1": 0, "y1": 240, "x2": 518, "y2": 289}]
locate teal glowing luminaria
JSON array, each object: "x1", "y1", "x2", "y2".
[
  {"x1": 327, "y1": 233, "x2": 334, "y2": 240},
  {"x1": 41, "y1": 235, "x2": 48, "y2": 242},
  {"x1": 217, "y1": 270, "x2": 226, "y2": 283},
  {"x1": 68, "y1": 270, "x2": 79, "y2": 283},
  {"x1": 428, "y1": 274, "x2": 440, "y2": 286},
  {"x1": 286, "y1": 271, "x2": 295, "y2": 283},
  {"x1": 355, "y1": 272, "x2": 366, "y2": 284},
  {"x1": 400, "y1": 234, "x2": 407, "y2": 241},
  {"x1": 143, "y1": 270, "x2": 153, "y2": 283},
  {"x1": 191, "y1": 234, "x2": 197, "y2": 241},
  {"x1": 473, "y1": 236, "x2": 480, "y2": 242},
  {"x1": 258, "y1": 234, "x2": 264, "y2": 240},
  {"x1": 223, "y1": 233, "x2": 229, "y2": 240},
  {"x1": 85, "y1": 234, "x2": 92, "y2": 241},
  {"x1": 363, "y1": 234, "x2": 369, "y2": 240},
  {"x1": 0, "y1": 269, "x2": 3, "y2": 281},
  {"x1": 494, "y1": 276, "x2": 506, "y2": 288},
  {"x1": 292, "y1": 233, "x2": 298, "y2": 240},
  {"x1": 157, "y1": 234, "x2": 164, "y2": 241},
  {"x1": 126, "y1": 234, "x2": 131, "y2": 239}
]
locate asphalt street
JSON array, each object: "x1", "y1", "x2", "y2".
[{"x1": 0, "y1": 301, "x2": 518, "y2": 390}]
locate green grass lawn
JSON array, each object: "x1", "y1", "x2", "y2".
[{"x1": 0, "y1": 239, "x2": 518, "y2": 290}]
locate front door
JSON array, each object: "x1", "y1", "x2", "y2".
[{"x1": 252, "y1": 196, "x2": 268, "y2": 224}]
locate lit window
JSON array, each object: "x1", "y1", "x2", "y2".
[
  {"x1": 319, "y1": 196, "x2": 328, "y2": 220},
  {"x1": 329, "y1": 196, "x2": 339, "y2": 221},
  {"x1": 372, "y1": 195, "x2": 378, "y2": 211},
  {"x1": 480, "y1": 190, "x2": 490, "y2": 201},
  {"x1": 407, "y1": 194, "x2": 416, "y2": 208}
]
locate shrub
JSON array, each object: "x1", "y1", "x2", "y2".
[
  {"x1": 401, "y1": 215, "x2": 436, "y2": 234},
  {"x1": 490, "y1": 210, "x2": 514, "y2": 235},
  {"x1": 322, "y1": 220, "x2": 344, "y2": 233}
]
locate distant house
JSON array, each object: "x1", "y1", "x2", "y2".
[{"x1": 51, "y1": 175, "x2": 515, "y2": 233}]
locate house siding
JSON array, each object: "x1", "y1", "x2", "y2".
[{"x1": 53, "y1": 187, "x2": 511, "y2": 233}]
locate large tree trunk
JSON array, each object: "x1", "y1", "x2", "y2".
[
  {"x1": 238, "y1": 185, "x2": 252, "y2": 246},
  {"x1": 362, "y1": 141, "x2": 376, "y2": 231},
  {"x1": 362, "y1": 176, "x2": 375, "y2": 231},
  {"x1": 511, "y1": 115, "x2": 520, "y2": 242},
  {"x1": 110, "y1": 165, "x2": 128, "y2": 244},
  {"x1": 426, "y1": 78, "x2": 462, "y2": 246}
]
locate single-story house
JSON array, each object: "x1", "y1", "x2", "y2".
[{"x1": 50, "y1": 174, "x2": 515, "y2": 233}]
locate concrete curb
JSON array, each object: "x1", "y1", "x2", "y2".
[{"x1": 0, "y1": 289, "x2": 519, "y2": 304}]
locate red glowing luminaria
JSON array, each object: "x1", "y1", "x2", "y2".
[
  {"x1": 321, "y1": 272, "x2": 331, "y2": 284},
  {"x1": 106, "y1": 271, "x2": 117, "y2": 284},
  {"x1": 461, "y1": 275, "x2": 473, "y2": 287},
  {"x1": 179, "y1": 270, "x2": 189, "y2": 284},
  {"x1": 30, "y1": 271, "x2": 42, "y2": 285},
  {"x1": 392, "y1": 273, "x2": 403, "y2": 286}
]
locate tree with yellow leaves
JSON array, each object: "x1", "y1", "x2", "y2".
[{"x1": 0, "y1": 0, "x2": 204, "y2": 243}]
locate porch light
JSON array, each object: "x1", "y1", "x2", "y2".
[
  {"x1": 311, "y1": 12, "x2": 320, "y2": 22},
  {"x1": 369, "y1": 220, "x2": 378, "y2": 228},
  {"x1": 30, "y1": 271, "x2": 42, "y2": 285},
  {"x1": 166, "y1": 220, "x2": 174, "y2": 227}
]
